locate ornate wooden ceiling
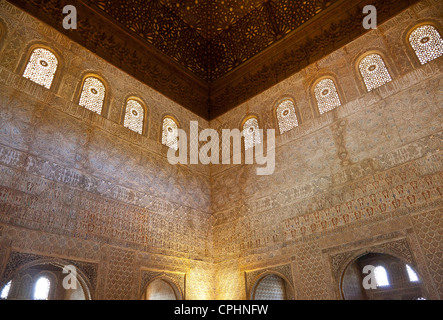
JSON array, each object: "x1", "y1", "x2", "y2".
[
  {"x1": 88, "y1": 0, "x2": 337, "y2": 81},
  {"x1": 7, "y1": 0, "x2": 419, "y2": 119}
]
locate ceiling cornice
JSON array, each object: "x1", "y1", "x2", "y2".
[{"x1": 6, "y1": 0, "x2": 420, "y2": 120}]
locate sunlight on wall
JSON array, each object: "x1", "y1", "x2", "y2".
[
  {"x1": 215, "y1": 264, "x2": 245, "y2": 300},
  {"x1": 187, "y1": 266, "x2": 216, "y2": 300}
]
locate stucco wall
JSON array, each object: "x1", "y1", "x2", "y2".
[
  {"x1": 0, "y1": 0, "x2": 441, "y2": 300},
  {"x1": 210, "y1": 0, "x2": 442, "y2": 300}
]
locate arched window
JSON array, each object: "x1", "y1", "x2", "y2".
[
  {"x1": 162, "y1": 116, "x2": 179, "y2": 150},
  {"x1": 242, "y1": 117, "x2": 261, "y2": 151},
  {"x1": 33, "y1": 276, "x2": 51, "y2": 300},
  {"x1": 409, "y1": 25, "x2": 443, "y2": 65},
  {"x1": 374, "y1": 266, "x2": 390, "y2": 287},
  {"x1": 406, "y1": 264, "x2": 419, "y2": 283},
  {"x1": 343, "y1": 253, "x2": 426, "y2": 300},
  {"x1": 123, "y1": 99, "x2": 145, "y2": 134},
  {"x1": 359, "y1": 54, "x2": 392, "y2": 92},
  {"x1": 23, "y1": 48, "x2": 58, "y2": 89},
  {"x1": 314, "y1": 78, "x2": 342, "y2": 114},
  {"x1": 79, "y1": 76, "x2": 106, "y2": 114},
  {"x1": 276, "y1": 99, "x2": 299, "y2": 134},
  {"x1": 0, "y1": 280, "x2": 12, "y2": 299}
]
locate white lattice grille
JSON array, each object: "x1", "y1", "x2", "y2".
[
  {"x1": 123, "y1": 99, "x2": 144, "y2": 134},
  {"x1": 243, "y1": 117, "x2": 261, "y2": 150},
  {"x1": 409, "y1": 25, "x2": 443, "y2": 65},
  {"x1": 162, "y1": 117, "x2": 178, "y2": 150},
  {"x1": 276, "y1": 99, "x2": 299, "y2": 134},
  {"x1": 359, "y1": 54, "x2": 392, "y2": 92},
  {"x1": 314, "y1": 79, "x2": 342, "y2": 114},
  {"x1": 23, "y1": 48, "x2": 58, "y2": 89},
  {"x1": 79, "y1": 77, "x2": 106, "y2": 114}
]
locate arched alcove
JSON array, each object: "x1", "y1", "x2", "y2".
[
  {"x1": 0, "y1": 261, "x2": 92, "y2": 300},
  {"x1": 251, "y1": 273, "x2": 294, "y2": 300},
  {"x1": 341, "y1": 252, "x2": 426, "y2": 300},
  {"x1": 142, "y1": 278, "x2": 180, "y2": 300}
]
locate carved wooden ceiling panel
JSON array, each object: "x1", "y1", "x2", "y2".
[
  {"x1": 86, "y1": 0, "x2": 336, "y2": 81},
  {"x1": 162, "y1": 0, "x2": 268, "y2": 39}
]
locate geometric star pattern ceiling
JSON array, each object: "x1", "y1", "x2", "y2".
[{"x1": 88, "y1": 0, "x2": 336, "y2": 81}]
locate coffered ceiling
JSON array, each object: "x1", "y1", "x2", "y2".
[
  {"x1": 8, "y1": 0, "x2": 419, "y2": 119},
  {"x1": 88, "y1": 0, "x2": 336, "y2": 81}
]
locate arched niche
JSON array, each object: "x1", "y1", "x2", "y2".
[
  {"x1": 250, "y1": 272, "x2": 295, "y2": 300},
  {"x1": 0, "y1": 260, "x2": 92, "y2": 300},
  {"x1": 341, "y1": 252, "x2": 426, "y2": 300},
  {"x1": 141, "y1": 277, "x2": 182, "y2": 300}
]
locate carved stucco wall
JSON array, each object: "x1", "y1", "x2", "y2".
[
  {"x1": 0, "y1": 0, "x2": 215, "y2": 300},
  {"x1": 210, "y1": 0, "x2": 442, "y2": 300},
  {"x1": 0, "y1": 0, "x2": 442, "y2": 300}
]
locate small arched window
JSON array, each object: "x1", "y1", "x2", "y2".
[
  {"x1": 276, "y1": 99, "x2": 299, "y2": 134},
  {"x1": 374, "y1": 266, "x2": 390, "y2": 287},
  {"x1": 0, "y1": 280, "x2": 12, "y2": 299},
  {"x1": 23, "y1": 48, "x2": 58, "y2": 89},
  {"x1": 359, "y1": 54, "x2": 392, "y2": 92},
  {"x1": 162, "y1": 116, "x2": 179, "y2": 150},
  {"x1": 242, "y1": 117, "x2": 261, "y2": 151},
  {"x1": 409, "y1": 25, "x2": 443, "y2": 65},
  {"x1": 406, "y1": 264, "x2": 419, "y2": 283},
  {"x1": 314, "y1": 78, "x2": 342, "y2": 114},
  {"x1": 79, "y1": 76, "x2": 106, "y2": 114},
  {"x1": 33, "y1": 276, "x2": 51, "y2": 300},
  {"x1": 123, "y1": 99, "x2": 145, "y2": 134}
]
